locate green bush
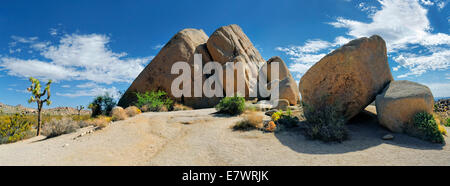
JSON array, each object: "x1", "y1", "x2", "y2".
[
  {"x1": 302, "y1": 102, "x2": 348, "y2": 142},
  {"x1": 88, "y1": 93, "x2": 116, "y2": 117},
  {"x1": 411, "y1": 112, "x2": 444, "y2": 144},
  {"x1": 215, "y1": 96, "x2": 245, "y2": 116},
  {"x1": 0, "y1": 113, "x2": 35, "y2": 144},
  {"x1": 135, "y1": 90, "x2": 173, "y2": 112},
  {"x1": 445, "y1": 118, "x2": 450, "y2": 127}
]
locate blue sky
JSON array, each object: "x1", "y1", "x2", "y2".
[{"x1": 0, "y1": 0, "x2": 449, "y2": 108}]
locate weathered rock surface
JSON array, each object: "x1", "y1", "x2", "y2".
[
  {"x1": 118, "y1": 29, "x2": 211, "y2": 108},
  {"x1": 299, "y1": 35, "x2": 393, "y2": 121},
  {"x1": 375, "y1": 80, "x2": 434, "y2": 133},
  {"x1": 259, "y1": 56, "x2": 300, "y2": 105},
  {"x1": 207, "y1": 24, "x2": 265, "y2": 98}
]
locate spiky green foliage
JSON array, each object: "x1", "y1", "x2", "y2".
[
  {"x1": 135, "y1": 90, "x2": 173, "y2": 112},
  {"x1": 412, "y1": 112, "x2": 444, "y2": 144},
  {"x1": 215, "y1": 95, "x2": 245, "y2": 116},
  {"x1": 27, "y1": 77, "x2": 52, "y2": 136},
  {"x1": 88, "y1": 94, "x2": 116, "y2": 117}
]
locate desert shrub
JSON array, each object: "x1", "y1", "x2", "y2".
[
  {"x1": 411, "y1": 112, "x2": 444, "y2": 143},
  {"x1": 135, "y1": 90, "x2": 173, "y2": 112},
  {"x1": 88, "y1": 116, "x2": 112, "y2": 129},
  {"x1": 42, "y1": 117, "x2": 80, "y2": 138},
  {"x1": 125, "y1": 106, "x2": 141, "y2": 117},
  {"x1": 0, "y1": 113, "x2": 35, "y2": 144},
  {"x1": 302, "y1": 102, "x2": 348, "y2": 142},
  {"x1": 111, "y1": 107, "x2": 128, "y2": 121},
  {"x1": 173, "y1": 103, "x2": 193, "y2": 111},
  {"x1": 270, "y1": 108, "x2": 299, "y2": 130},
  {"x1": 232, "y1": 111, "x2": 263, "y2": 131},
  {"x1": 446, "y1": 118, "x2": 450, "y2": 127},
  {"x1": 215, "y1": 95, "x2": 245, "y2": 116},
  {"x1": 265, "y1": 121, "x2": 277, "y2": 132},
  {"x1": 88, "y1": 94, "x2": 116, "y2": 117}
]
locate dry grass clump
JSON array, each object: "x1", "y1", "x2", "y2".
[
  {"x1": 88, "y1": 116, "x2": 112, "y2": 129},
  {"x1": 111, "y1": 107, "x2": 128, "y2": 121},
  {"x1": 232, "y1": 111, "x2": 263, "y2": 131},
  {"x1": 42, "y1": 117, "x2": 89, "y2": 138},
  {"x1": 125, "y1": 106, "x2": 141, "y2": 117},
  {"x1": 173, "y1": 103, "x2": 193, "y2": 111}
]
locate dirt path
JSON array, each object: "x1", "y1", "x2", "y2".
[{"x1": 0, "y1": 107, "x2": 449, "y2": 166}]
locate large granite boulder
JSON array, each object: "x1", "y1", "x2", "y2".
[
  {"x1": 299, "y1": 35, "x2": 393, "y2": 121},
  {"x1": 118, "y1": 29, "x2": 211, "y2": 108},
  {"x1": 375, "y1": 80, "x2": 434, "y2": 133},
  {"x1": 206, "y1": 24, "x2": 265, "y2": 98},
  {"x1": 260, "y1": 56, "x2": 300, "y2": 105}
]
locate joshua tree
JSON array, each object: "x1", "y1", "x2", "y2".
[
  {"x1": 76, "y1": 105, "x2": 85, "y2": 116},
  {"x1": 27, "y1": 77, "x2": 52, "y2": 136}
]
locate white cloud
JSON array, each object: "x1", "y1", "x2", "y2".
[
  {"x1": 153, "y1": 44, "x2": 164, "y2": 50},
  {"x1": 56, "y1": 86, "x2": 121, "y2": 99},
  {"x1": 1, "y1": 33, "x2": 152, "y2": 84},
  {"x1": 61, "y1": 85, "x2": 70, "y2": 88},
  {"x1": 279, "y1": 0, "x2": 450, "y2": 80}
]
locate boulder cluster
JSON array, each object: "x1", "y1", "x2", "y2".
[
  {"x1": 299, "y1": 35, "x2": 435, "y2": 134},
  {"x1": 118, "y1": 24, "x2": 437, "y2": 136},
  {"x1": 118, "y1": 24, "x2": 299, "y2": 109}
]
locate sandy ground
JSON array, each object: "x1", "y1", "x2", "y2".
[{"x1": 0, "y1": 106, "x2": 449, "y2": 166}]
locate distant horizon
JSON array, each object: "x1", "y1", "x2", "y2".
[{"x1": 0, "y1": 0, "x2": 449, "y2": 108}]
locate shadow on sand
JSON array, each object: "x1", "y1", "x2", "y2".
[{"x1": 274, "y1": 110, "x2": 445, "y2": 155}]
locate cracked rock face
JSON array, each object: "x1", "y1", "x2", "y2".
[
  {"x1": 118, "y1": 29, "x2": 210, "y2": 108},
  {"x1": 376, "y1": 80, "x2": 434, "y2": 133},
  {"x1": 299, "y1": 35, "x2": 393, "y2": 122},
  {"x1": 207, "y1": 24, "x2": 265, "y2": 98}
]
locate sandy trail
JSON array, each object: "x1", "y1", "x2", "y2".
[{"x1": 0, "y1": 107, "x2": 449, "y2": 166}]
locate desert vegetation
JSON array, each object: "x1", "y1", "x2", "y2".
[
  {"x1": 408, "y1": 112, "x2": 446, "y2": 144},
  {"x1": 215, "y1": 95, "x2": 245, "y2": 116},
  {"x1": 135, "y1": 90, "x2": 173, "y2": 112},
  {"x1": 27, "y1": 77, "x2": 52, "y2": 136}
]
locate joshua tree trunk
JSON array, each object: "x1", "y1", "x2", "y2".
[{"x1": 37, "y1": 103, "x2": 42, "y2": 136}]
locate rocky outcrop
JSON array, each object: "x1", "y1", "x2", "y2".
[
  {"x1": 299, "y1": 35, "x2": 393, "y2": 121},
  {"x1": 260, "y1": 56, "x2": 299, "y2": 105},
  {"x1": 118, "y1": 29, "x2": 211, "y2": 108},
  {"x1": 375, "y1": 80, "x2": 434, "y2": 133},
  {"x1": 207, "y1": 24, "x2": 265, "y2": 98}
]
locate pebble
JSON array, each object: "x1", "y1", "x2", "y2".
[{"x1": 382, "y1": 134, "x2": 394, "y2": 140}]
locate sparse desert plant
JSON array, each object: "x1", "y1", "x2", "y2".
[
  {"x1": 302, "y1": 102, "x2": 348, "y2": 142},
  {"x1": 0, "y1": 113, "x2": 35, "y2": 144},
  {"x1": 172, "y1": 103, "x2": 193, "y2": 111},
  {"x1": 88, "y1": 94, "x2": 116, "y2": 117},
  {"x1": 135, "y1": 90, "x2": 173, "y2": 112},
  {"x1": 410, "y1": 112, "x2": 445, "y2": 143},
  {"x1": 232, "y1": 111, "x2": 263, "y2": 131},
  {"x1": 88, "y1": 116, "x2": 112, "y2": 129},
  {"x1": 270, "y1": 109, "x2": 299, "y2": 130},
  {"x1": 76, "y1": 105, "x2": 85, "y2": 116},
  {"x1": 215, "y1": 95, "x2": 245, "y2": 116},
  {"x1": 111, "y1": 107, "x2": 128, "y2": 121},
  {"x1": 42, "y1": 117, "x2": 80, "y2": 138},
  {"x1": 27, "y1": 77, "x2": 52, "y2": 136},
  {"x1": 446, "y1": 118, "x2": 450, "y2": 127},
  {"x1": 125, "y1": 106, "x2": 141, "y2": 117}
]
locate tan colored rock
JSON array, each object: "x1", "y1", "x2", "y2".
[
  {"x1": 207, "y1": 24, "x2": 265, "y2": 98},
  {"x1": 274, "y1": 99, "x2": 290, "y2": 110},
  {"x1": 375, "y1": 80, "x2": 434, "y2": 133},
  {"x1": 118, "y1": 28, "x2": 211, "y2": 108},
  {"x1": 299, "y1": 35, "x2": 393, "y2": 121},
  {"x1": 260, "y1": 56, "x2": 300, "y2": 105}
]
